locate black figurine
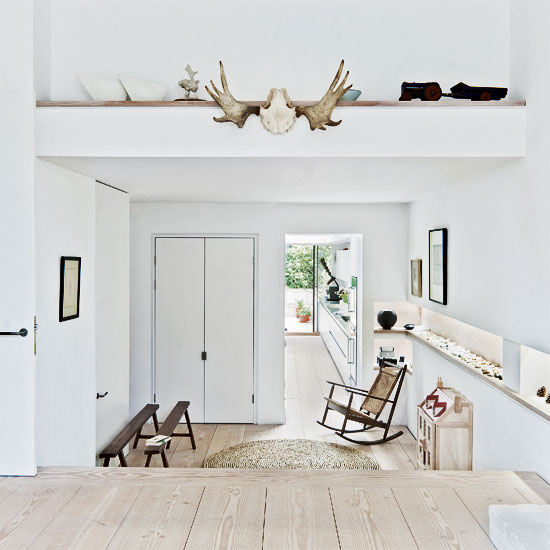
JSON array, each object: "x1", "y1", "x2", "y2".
[{"x1": 399, "y1": 81, "x2": 508, "y2": 102}]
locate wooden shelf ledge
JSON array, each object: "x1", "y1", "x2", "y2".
[{"x1": 36, "y1": 100, "x2": 526, "y2": 108}]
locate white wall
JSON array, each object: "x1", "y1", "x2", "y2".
[
  {"x1": 35, "y1": 160, "x2": 97, "y2": 467},
  {"x1": 408, "y1": 1, "x2": 550, "y2": 356},
  {"x1": 131, "y1": 202, "x2": 408, "y2": 423},
  {"x1": 408, "y1": 340, "x2": 550, "y2": 482},
  {"x1": 42, "y1": 0, "x2": 510, "y2": 101},
  {"x1": 404, "y1": 0, "x2": 550, "y2": 480},
  {"x1": 95, "y1": 183, "x2": 130, "y2": 457},
  {"x1": 0, "y1": 1, "x2": 36, "y2": 475}
]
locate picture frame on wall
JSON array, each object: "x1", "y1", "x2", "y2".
[
  {"x1": 429, "y1": 229, "x2": 447, "y2": 304},
  {"x1": 410, "y1": 259, "x2": 422, "y2": 297},
  {"x1": 59, "y1": 256, "x2": 81, "y2": 322}
]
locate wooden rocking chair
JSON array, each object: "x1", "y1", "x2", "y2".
[{"x1": 318, "y1": 360, "x2": 407, "y2": 445}]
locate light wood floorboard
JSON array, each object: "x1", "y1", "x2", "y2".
[
  {"x1": 29, "y1": 485, "x2": 141, "y2": 549},
  {"x1": 330, "y1": 487, "x2": 418, "y2": 550},
  {"x1": 185, "y1": 486, "x2": 265, "y2": 550},
  {"x1": 105, "y1": 485, "x2": 203, "y2": 549},
  {"x1": 5, "y1": 469, "x2": 548, "y2": 550},
  {"x1": 263, "y1": 486, "x2": 340, "y2": 550}
]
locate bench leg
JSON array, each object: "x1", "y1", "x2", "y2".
[
  {"x1": 152, "y1": 412, "x2": 160, "y2": 432},
  {"x1": 103, "y1": 457, "x2": 110, "y2": 467},
  {"x1": 132, "y1": 428, "x2": 142, "y2": 449},
  {"x1": 185, "y1": 410, "x2": 196, "y2": 450},
  {"x1": 144, "y1": 453, "x2": 152, "y2": 467},
  {"x1": 118, "y1": 452, "x2": 128, "y2": 467},
  {"x1": 160, "y1": 449, "x2": 169, "y2": 468}
]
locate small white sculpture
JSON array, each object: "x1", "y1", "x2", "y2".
[
  {"x1": 178, "y1": 64, "x2": 200, "y2": 99},
  {"x1": 259, "y1": 89, "x2": 296, "y2": 134}
]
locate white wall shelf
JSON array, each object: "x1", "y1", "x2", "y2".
[
  {"x1": 406, "y1": 331, "x2": 550, "y2": 423},
  {"x1": 35, "y1": 101, "x2": 526, "y2": 158}
]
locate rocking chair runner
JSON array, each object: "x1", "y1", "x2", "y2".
[{"x1": 318, "y1": 360, "x2": 407, "y2": 445}]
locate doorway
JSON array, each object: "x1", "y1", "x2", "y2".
[
  {"x1": 285, "y1": 244, "x2": 317, "y2": 334},
  {"x1": 285, "y1": 234, "x2": 363, "y2": 388}
]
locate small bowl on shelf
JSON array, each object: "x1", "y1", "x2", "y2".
[{"x1": 341, "y1": 89, "x2": 362, "y2": 101}]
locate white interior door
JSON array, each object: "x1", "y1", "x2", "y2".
[
  {"x1": 155, "y1": 238, "x2": 205, "y2": 421},
  {"x1": 0, "y1": 2, "x2": 36, "y2": 475},
  {"x1": 204, "y1": 238, "x2": 254, "y2": 423}
]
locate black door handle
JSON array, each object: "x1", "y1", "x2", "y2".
[
  {"x1": 96, "y1": 392, "x2": 109, "y2": 399},
  {"x1": 0, "y1": 328, "x2": 28, "y2": 337}
]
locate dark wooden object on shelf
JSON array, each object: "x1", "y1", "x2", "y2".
[
  {"x1": 144, "y1": 400, "x2": 196, "y2": 468},
  {"x1": 98, "y1": 403, "x2": 159, "y2": 467}
]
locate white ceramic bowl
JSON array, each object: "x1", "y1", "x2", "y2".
[
  {"x1": 77, "y1": 74, "x2": 128, "y2": 101},
  {"x1": 120, "y1": 76, "x2": 167, "y2": 101}
]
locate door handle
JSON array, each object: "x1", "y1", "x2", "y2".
[
  {"x1": 96, "y1": 392, "x2": 109, "y2": 399},
  {"x1": 0, "y1": 328, "x2": 28, "y2": 337}
]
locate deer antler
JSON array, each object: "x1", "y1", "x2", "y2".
[
  {"x1": 295, "y1": 60, "x2": 352, "y2": 131},
  {"x1": 205, "y1": 61, "x2": 260, "y2": 128}
]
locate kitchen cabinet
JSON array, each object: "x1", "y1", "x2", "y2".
[{"x1": 318, "y1": 301, "x2": 357, "y2": 385}]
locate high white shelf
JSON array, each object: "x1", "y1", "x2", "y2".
[{"x1": 35, "y1": 101, "x2": 526, "y2": 158}]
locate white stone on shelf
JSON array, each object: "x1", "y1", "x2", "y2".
[
  {"x1": 490, "y1": 504, "x2": 550, "y2": 550},
  {"x1": 119, "y1": 76, "x2": 167, "y2": 101},
  {"x1": 76, "y1": 75, "x2": 128, "y2": 101}
]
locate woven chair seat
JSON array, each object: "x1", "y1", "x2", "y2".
[{"x1": 324, "y1": 397, "x2": 369, "y2": 422}]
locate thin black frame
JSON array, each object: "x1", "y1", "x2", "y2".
[
  {"x1": 59, "y1": 256, "x2": 82, "y2": 322},
  {"x1": 429, "y1": 228, "x2": 447, "y2": 305}
]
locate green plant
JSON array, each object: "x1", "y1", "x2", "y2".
[
  {"x1": 295, "y1": 299, "x2": 304, "y2": 309},
  {"x1": 299, "y1": 306, "x2": 312, "y2": 317},
  {"x1": 286, "y1": 245, "x2": 332, "y2": 289},
  {"x1": 286, "y1": 246, "x2": 314, "y2": 289}
]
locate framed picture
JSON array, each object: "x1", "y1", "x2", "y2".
[
  {"x1": 59, "y1": 256, "x2": 81, "y2": 322},
  {"x1": 429, "y1": 229, "x2": 447, "y2": 304},
  {"x1": 410, "y1": 259, "x2": 422, "y2": 297}
]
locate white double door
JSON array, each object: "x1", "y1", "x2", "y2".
[{"x1": 155, "y1": 237, "x2": 255, "y2": 423}]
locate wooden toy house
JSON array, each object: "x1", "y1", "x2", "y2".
[{"x1": 417, "y1": 379, "x2": 473, "y2": 470}]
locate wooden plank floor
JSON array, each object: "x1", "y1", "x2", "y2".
[
  {"x1": 1, "y1": 468, "x2": 548, "y2": 549},
  {"x1": 4, "y1": 336, "x2": 545, "y2": 547},
  {"x1": 125, "y1": 336, "x2": 418, "y2": 469}
]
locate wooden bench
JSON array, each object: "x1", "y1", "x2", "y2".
[
  {"x1": 144, "y1": 401, "x2": 196, "y2": 467},
  {"x1": 99, "y1": 404, "x2": 159, "y2": 467}
]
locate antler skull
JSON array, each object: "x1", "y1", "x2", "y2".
[{"x1": 205, "y1": 60, "x2": 352, "y2": 134}]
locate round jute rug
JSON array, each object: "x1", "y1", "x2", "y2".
[{"x1": 203, "y1": 439, "x2": 380, "y2": 470}]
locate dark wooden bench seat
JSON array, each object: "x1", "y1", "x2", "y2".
[
  {"x1": 99, "y1": 403, "x2": 159, "y2": 467},
  {"x1": 144, "y1": 401, "x2": 196, "y2": 468}
]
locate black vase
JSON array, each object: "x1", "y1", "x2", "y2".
[{"x1": 377, "y1": 310, "x2": 397, "y2": 330}]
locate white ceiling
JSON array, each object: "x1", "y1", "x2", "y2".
[{"x1": 45, "y1": 157, "x2": 513, "y2": 203}]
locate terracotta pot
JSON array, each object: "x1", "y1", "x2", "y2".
[
  {"x1": 299, "y1": 315, "x2": 311, "y2": 323},
  {"x1": 296, "y1": 308, "x2": 300, "y2": 318}
]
